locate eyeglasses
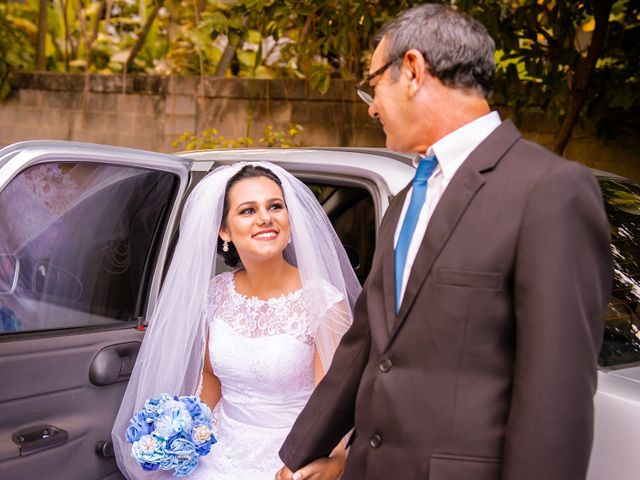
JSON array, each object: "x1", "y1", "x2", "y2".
[{"x1": 354, "y1": 56, "x2": 403, "y2": 105}]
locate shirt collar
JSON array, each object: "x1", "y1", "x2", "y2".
[{"x1": 413, "y1": 111, "x2": 502, "y2": 180}]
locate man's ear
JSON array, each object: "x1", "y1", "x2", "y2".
[{"x1": 403, "y1": 49, "x2": 428, "y2": 98}]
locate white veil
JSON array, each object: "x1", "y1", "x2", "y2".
[{"x1": 112, "y1": 161, "x2": 361, "y2": 479}]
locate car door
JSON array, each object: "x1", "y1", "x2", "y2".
[{"x1": 0, "y1": 141, "x2": 191, "y2": 480}]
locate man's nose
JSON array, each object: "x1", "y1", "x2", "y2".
[{"x1": 368, "y1": 102, "x2": 379, "y2": 119}]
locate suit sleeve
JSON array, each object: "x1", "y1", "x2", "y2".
[
  {"x1": 279, "y1": 277, "x2": 372, "y2": 470},
  {"x1": 502, "y1": 162, "x2": 612, "y2": 480}
]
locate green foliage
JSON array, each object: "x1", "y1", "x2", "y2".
[
  {"x1": 0, "y1": 1, "x2": 227, "y2": 76},
  {"x1": 461, "y1": 1, "x2": 586, "y2": 121},
  {"x1": 1, "y1": 0, "x2": 639, "y2": 144},
  {"x1": 172, "y1": 123, "x2": 304, "y2": 150},
  {"x1": 198, "y1": 0, "x2": 426, "y2": 87},
  {"x1": 460, "y1": 0, "x2": 640, "y2": 139},
  {"x1": 0, "y1": 2, "x2": 36, "y2": 98},
  {"x1": 259, "y1": 123, "x2": 305, "y2": 147},
  {"x1": 587, "y1": 0, "x2": 640, "y2": 139}
]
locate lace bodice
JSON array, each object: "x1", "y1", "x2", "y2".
[
  {"x1": 192, "y1": 271, "x2": 342, "y2": 479},
  {"x1": 208, "y1": 271, "x2": 315, "y2": 345}
]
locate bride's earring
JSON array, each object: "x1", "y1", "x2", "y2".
[
  {"x1": 288, "y1": 236, "x2": 292, "y2": 245},
  {"x1": 222, "y1": 241, "x2": 229, "y2": 252}
]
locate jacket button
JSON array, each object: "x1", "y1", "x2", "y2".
[
  {"x1": 370, "y1": 434, "x2": 382, "y2": 448},
  {"x1": 379, "y1": 359, "x2": 392, "y2": 372}
]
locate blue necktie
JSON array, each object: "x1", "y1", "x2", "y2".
[{"x1": 394, "y1": 155, "x2": 438, "y2": 313}]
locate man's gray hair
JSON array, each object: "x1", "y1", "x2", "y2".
[{"x1": 377, "y1": 4, "x2": 495, "y2": 98}]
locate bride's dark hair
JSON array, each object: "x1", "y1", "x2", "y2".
[{"x1": 217, "y1": 165, "x2": 284, "y2": 267}]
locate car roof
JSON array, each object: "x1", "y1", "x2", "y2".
[
  {"x1": 178, "y1": 147, "x2": 635, "y2": 189},
  {"x1": 176, "y1": 147, "x2": 416, "y2": 195},
  {"x1": 591, "y1": 168, "x2": 629, "y2": 182}
]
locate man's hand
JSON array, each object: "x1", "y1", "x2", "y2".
[
  {"x1": 276, "y1": 456, "x2": 344, "y2": 480},
  {"x1": 276, "y1": 465, "x2": 299, "y2": 480}
]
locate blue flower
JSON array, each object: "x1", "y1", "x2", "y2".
[
  {"x1": 141, "y1": 462, "x2": 160, "y2": 471},
  {"x1": 161, "y1": 436, "x2": 197, "y2": 476},
  {"x1": 0, "y1": 307, "x2": 21, "y2": 332},
  {"x1": 165, "y1": 435, "x2": 195, "y2": 457},
  {"x1": 180, "y1": 396, "x2": 203, "y2": 419},
  {"x1": 154, "y1": 401, "x2": 193, "y2": 439},
  {"x1": 192, "y1": 423, "x2": 216, "y2": 456},
  {"x1": 126, "y1": 411, "x2": 152, "y2": 443},
  {"x1": 197, "y1": 401, "x2": 212, "y2": 423},
  {"x1": 126, "y1": 393, "x2": 215, "y2": 477},
  {"x1": 143, "y1": 394, "x2": 171, "y2": 421},
  {"x1": 158, "y1": 452, "x2": 179, "y2": 471},
  {"x1": 174, "y1": 455, "x2": 199, "y2": 477},
  {"x1": 131, "y1": 434, "x2": 164, "y2": 466}
]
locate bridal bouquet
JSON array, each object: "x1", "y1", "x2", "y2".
[{"x1": 125, "y1": 394, "x2": 217, "y2": 477}]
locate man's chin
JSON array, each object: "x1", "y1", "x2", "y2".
[
  {"x1": 385, "y1": 138, "x2": 412, "y2": 154},
  {"x1": 385, "y1": 137, "x2": 397, "y2": 152}
]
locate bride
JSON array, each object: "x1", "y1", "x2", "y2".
[{"x1": 112, "y1": 162, "x2": 361, "y2": 479}]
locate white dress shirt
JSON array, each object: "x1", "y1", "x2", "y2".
[{"x1": 393, "y1": 111, "x2": 502, "y2": 304}]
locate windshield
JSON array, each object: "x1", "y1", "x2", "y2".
[{"x1": 599, "y1": 178, "x2": 640, "y2": 368}]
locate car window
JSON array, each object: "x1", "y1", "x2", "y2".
[
  {"x1": 599, "y1": 178, "x2": 640, "y2": 368},
  {"x1": 307, "y1": 182, "x2": 376, "y2": 284},
  {"x1": 0, "y1": 162, "x2": 178, "y2": 334}
]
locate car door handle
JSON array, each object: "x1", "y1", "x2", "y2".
[
  {"x1": 96, "y1": 440, "x2": 115, "y2": 458},
  {"x1": 89, "y1": 342, "x2": 141, "y2": 386},
  {"x1": 12, "y1": 425, "x2": 69, "y2": 456}
]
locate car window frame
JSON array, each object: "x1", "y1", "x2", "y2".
[{"x1": 0, "y1": 142, "x2": 191, "y2": 340}]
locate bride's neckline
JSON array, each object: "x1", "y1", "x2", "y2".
[{"x1": 228, "y1": 270, "x2": 303, "y2": 303}]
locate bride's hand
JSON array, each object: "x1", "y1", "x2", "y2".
[
  {"x1": 275, "y1": 465, "x2": 297, "y2": 480},
  {"x1": 276, "y1": 455, "x2": 344, "y2": 480}
]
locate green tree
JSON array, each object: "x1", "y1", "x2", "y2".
[
  {"x1": 1, "y1": 0, "x2": 638, "y2": 153},
  {"x1": 0, "y1": 1, "x2": 36, "y2": 97},
  {"x1": 198, "y1": 0, "x2": 424, "y2": 90},
  {"x1": 195, "y1": 0, "x2": 639, "y2": 153},
  {"x1": 462, "y1": 0, "x2": 636, "y2": 154},
  {"x1": 35, "y1": 0, "x2": 47, "y2": 70}
]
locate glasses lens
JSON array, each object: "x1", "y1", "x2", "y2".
[{"x1": 355, "y1": 86, "x2": 373, "y2": 105}]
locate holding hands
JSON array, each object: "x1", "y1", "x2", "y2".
[{"x1": 276, "y1": 453, "x2": 344, "y2": 480}]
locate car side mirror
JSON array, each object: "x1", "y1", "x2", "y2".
[{"x1": 0, "y1": 254, "x2": 20, "y2": 295}]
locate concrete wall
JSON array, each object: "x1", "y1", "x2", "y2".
[
  {"x1": 1, "y1": 73, "x2": 638, "y2": 180},
  {"x1": 0, "y1": 73, "x2": 380, "y2": 153}
]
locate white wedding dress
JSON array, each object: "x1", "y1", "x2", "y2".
[{"x1": 192, "y1": 271, "x2": 342, "y2": 480}]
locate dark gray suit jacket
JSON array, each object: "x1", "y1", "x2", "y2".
[{"x1": 279, "y1": 121, "x2": 612, "y2": 480}]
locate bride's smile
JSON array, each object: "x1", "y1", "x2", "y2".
[
  {"x1": 252, "y1": 229, "x2": 278, "y2": 240},
  {"x1": 219, "y1": 175, "x2": 291, "y2": 265}
]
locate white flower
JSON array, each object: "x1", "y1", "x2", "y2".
[
  {"x1": 193, "y1": 425, "x2": 211, "y2": 443},
  {"x1": 138, "y1": 435, "x2": 158, "y2": 453}
]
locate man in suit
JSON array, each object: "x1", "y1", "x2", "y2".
[{"x1": 277, "y1": 4, "x2": 612, "y2": 480}]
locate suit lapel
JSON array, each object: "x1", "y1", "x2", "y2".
[{"x1": 385, "y1": 120, "x2": 522, "y2": 346}]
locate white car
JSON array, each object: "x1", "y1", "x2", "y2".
[{"x1": 0, "y1": 141, "x2": 636, "y2": 479}]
